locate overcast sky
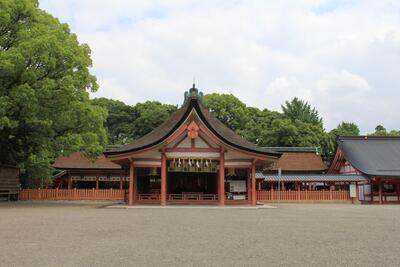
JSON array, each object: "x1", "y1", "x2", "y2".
[{"x1": 39, "y1": 0, "x2": 400, "y2": 133}]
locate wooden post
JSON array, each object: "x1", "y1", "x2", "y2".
[
  {"x1": 95, "y1": 174, "x2": 99, "y2": 190},
  {"x1": 119, "y1": 175, "x2": 123, "y2": 190},
  {"x1": 251, "y1": 162, "x2": 256, "y2": 206},
  {"x1": 378, "y1": 178, "x2": 383, "y2": 205},
  {"x1": 397, "y1": 182, "x2": 400, "y2": 202},
  {"x1": 218, "y1": 150, "x2": 225, "y2": 205},
  {"x1": 271, "y1": 181, "x2": 274, "y2": 201},
  {"x1": 297, "y1": 182, "x2": 300, "y2": 200},
  {"x1": 247, "y1": 169, "x2": 251, "y2": 203},
  {"x1": 128, "y1": 162, "x2": 134, "y2": 205},
  {"x1": 370, "y1": 180, "x2": 374, "y2": 203},
  {"x1": 67, "y1": 171, "x2": 72, "y2": 189},
  {"x1": 161, "y1": 152, "x2": 167, "y2": 206},
  {"x1": 355, "y1": 182, "x2": 359, "y2": 202}
]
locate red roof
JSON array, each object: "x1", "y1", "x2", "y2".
[{"x1": 53, "y1": 152, "x2": 121, "y2": 170}]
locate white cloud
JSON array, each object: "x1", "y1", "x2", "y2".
[{"x1": 39, "y1": 0, "x2": 400, "y2": 133}]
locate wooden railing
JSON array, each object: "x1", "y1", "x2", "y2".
[
  {"x1": 257, "y1": 190, "x2": 351, "y2": 201},
  {"x1": 20, "y1": 189, "x2": 125, "y2": 201},
  {"x1": 168, "y1": 194, "x2": 218, "y2": 201}
]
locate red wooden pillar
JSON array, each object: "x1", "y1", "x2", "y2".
[
  {"x1": 297, "y1": 182, "x2": 301, "y2": 200},
  {"x1": 251, "y1": 162, "x2": 256, "y2": 206},
  {"x1": 218, "y1": 151, "x2": 225, "y2": 205},
  {"x1": 270, "y1": 181, "x2": 274, "y2": 201},
  {"x1": 67, "y1": 171, "x2": 72, "y2": 189},
  {"x1": 397, "y1": 182, "x2": 400, "y2": 201},
  {"x1": 128, "y1": 162, "x2": 134, "y2": 205},
  {"x1": 378, "y1": 178, "x2": 383, "y2": 205},
  {"x1": 247, "y1": 169, "x2": 251, "y2": 203},
  {"x1": 95, "y1": 174, "x2": 99, "y2": 190},
  {"x1": 370, "y1": 180, "x2": 374, "y2": 203},
  {"x1": 161, "y1": 152, "x2": 167, "y2": 206}
]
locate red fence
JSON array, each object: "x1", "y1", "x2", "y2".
[
  {"x1": 257, "y1": 190, "x2": 351, "y2": 201},
  {"x1": 20, "y1": 189, "x2": 125, "y2": 201}
]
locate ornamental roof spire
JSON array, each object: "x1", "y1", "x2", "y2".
[{"x1": 184, "y1": 83, "x2": 203, "y2": 104}]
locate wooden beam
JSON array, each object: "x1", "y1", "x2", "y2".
[{"x1": 165, "y1": 147, "x2": 220, "y2": 153}]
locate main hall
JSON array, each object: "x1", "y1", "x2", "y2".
[{"x1": 104, "y1": 85, "x2": 279, "y2": 205}]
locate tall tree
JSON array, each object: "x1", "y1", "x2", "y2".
[
  {"x1": 92, "y1": 98, "x2": 135, "y2": 145},
  {"x1": 281, "y1": 97, "x2": 322, "y2": 126},
  {"x1": 0, "y1": 0, "x2": 107, "y2": 186},
  {"x1": 203, "y1": 93, "x2": 250, "y2": 132},
  {"x1": 130, "y1": 101, "x2": 177, "y2": 140},
  {"x1": 330, "y1": 122, "x2": 360, "y2": 138}
]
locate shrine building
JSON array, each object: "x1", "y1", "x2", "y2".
[{"x1": 104, "y1": 85, "x2": 280, "y2": 205}]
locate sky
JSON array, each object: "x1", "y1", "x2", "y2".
[{"x1": 39, "y1": 0, "x2": 400, "y2": 133}]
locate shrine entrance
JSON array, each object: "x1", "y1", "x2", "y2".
[{"x1": 166, "y1": 159, "x2": 219, "y2": 203}]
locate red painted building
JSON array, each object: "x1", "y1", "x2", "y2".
[
  {"x1": 329, "y1": 136, "x2": 400, "y2": 204},
  {"x1": 104, "y1": 85, "x2": 280, "y2": 205}
]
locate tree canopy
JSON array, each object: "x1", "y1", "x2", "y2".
[
  {"x1": 0, "y1": 0, "x2": 107, "y2": 186},
  {"x1": 92, "y1": 98, "x2": 177, "y2": 145},
  {"x1": 281, "y1": 97, "x2": 322, "y2": 126},
  {"x1": 368, "y1": 125, "x2": 400, "y2": 137}
]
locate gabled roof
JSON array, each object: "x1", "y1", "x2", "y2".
[
  {"x1": 53, "y1": 152, "x2": 121, "y2": 170},
  {"x1": 266, "y1": 151, "x2": 327, "y2": 173},
  {"x1": 104, "y1": 86, "x2": 280, "y2": 157},
  {"x1": 338, "y1": 136, "x2": 400, "y2": 176}
]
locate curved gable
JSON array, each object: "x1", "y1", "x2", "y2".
[{"x1": 104, "y1": 86, "x2": 280, "y2": 158}]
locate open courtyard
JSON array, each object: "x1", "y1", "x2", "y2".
[{"x1": 0, "y1": 202, "x2": 399, "y2": 267}]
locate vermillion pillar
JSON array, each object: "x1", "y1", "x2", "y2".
[
  {"x1": 218, "y1": 151, "x2": 225, "y2": 205},
  {"x1": 247, "y1": 170, "x2": 251, "y2": 203},
  {"x1": 161, "y1": 152, "x2": 167, "y2": 206},
  {"x1": 128, "y1": 162, "x2": 134, "y2": 205},
  {"x1": 251, "y1": 162, "x2": 256, "y2": 206},
  {"x1": 378, "y1": 178, "x2": 383, "y2": 205}
]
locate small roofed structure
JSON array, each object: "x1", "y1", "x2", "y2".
[
  {"x1": 0, "y1": 164, "x2": 20, "y2": 201},
  {"x1": 53, "y1": 152, "x2": 127, "y2": 190},
  {"x1": 264, "y1": 147, "x2": 327, "y2": 174},
  {"x1": 329, "y1": 136, "x2": 400, "y2": 204}
]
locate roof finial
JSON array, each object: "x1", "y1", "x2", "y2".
[{"x1": 192, "y1": 77, "x2": 196, "y2": 89}]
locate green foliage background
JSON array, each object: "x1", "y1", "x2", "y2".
[{"x1": 1, "y1": 0, "x2": 398, "y2": 187}]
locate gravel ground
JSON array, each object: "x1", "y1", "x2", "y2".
[{"x1": 0, "y1": 201, "x2": 399, "y2": 267}]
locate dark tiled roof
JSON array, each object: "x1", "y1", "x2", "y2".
[
  {"x1": 105, "y1": 93, "x2": 279, "y2": 157},
  {"x1": 256, "y1": 173, "x2": 367, "y2": 182},
  {"x1": 338, "y1": 136, "x2": 400, "y2": 176},
  {"x1": 267, "y1": 152, "x2": 327, "y2": 172},
  {"x1": 53, "y1": 152, "x2": 121, "y2": 170}
]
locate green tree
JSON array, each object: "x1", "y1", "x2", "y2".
[
  {"x1": 281, "y1": 97, "x2": 322, "y2": 126},
  {"x1": 0, "y1": 0, "x2": 107, "y2": 186},
  {"x1": 131, "y1": 101, "x2": 177, "y2": 139},
  {"x1": 369, "y1": 125, "x2": 400, "y2": 136},
  {"x1": 203, "y1": 93, "x2": 250, "y2": 132},
  {"x1": 92, "y1": 98, "x2": 136, "y2": 145},
  {"x1": 330, "y1": 122, "x2": 360, "y2": 138}
]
